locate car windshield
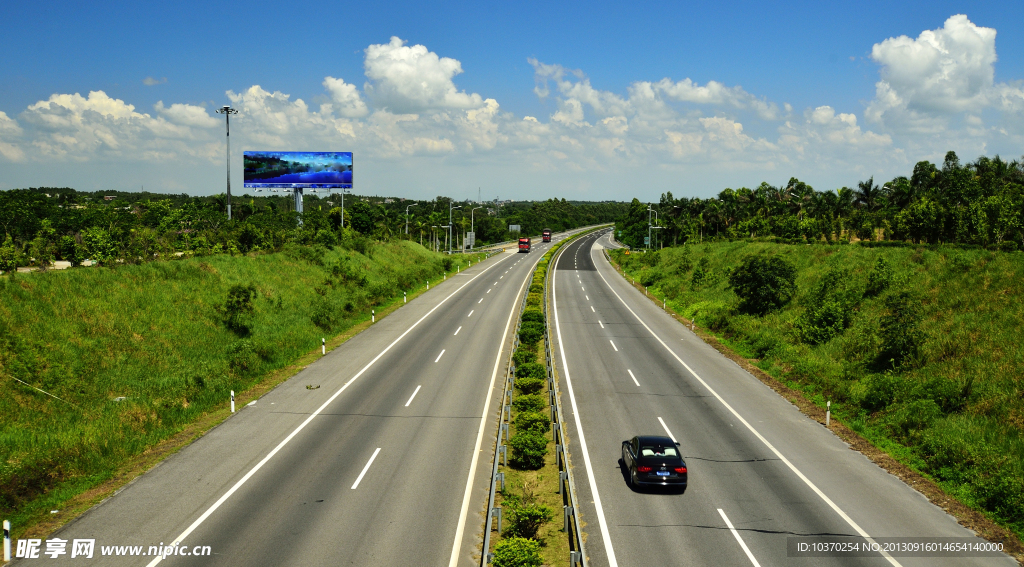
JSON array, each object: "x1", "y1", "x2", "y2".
[{"x1": 640, "y1": 445, "x2": 677, "y2": 457}]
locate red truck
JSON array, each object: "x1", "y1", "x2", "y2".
[
  {"x1": 518, "y1": 237, "x2": 531, "y2": 253},
  {"x1": 542, "y1": 229, "x2": 552, "y2": 242}
]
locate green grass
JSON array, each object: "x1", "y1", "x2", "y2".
[
  {"x1": 611, "y1": 241, "x2": 1024, "y2": 537},
  {"x1": 0, "y1": 239, "x2": 481, "y2": 535}
]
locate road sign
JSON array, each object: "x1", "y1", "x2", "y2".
[
  {"x1": 644, "y1": 237, "x2": 650, "y2": 245},
  {"x1": 466, "y1": 231, "x2": 475, "y2": 248}
]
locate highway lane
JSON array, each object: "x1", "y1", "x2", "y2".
[
  {"x1": 34, "y1": 232, "x2": 578, "y2": 566},
  {"x1": 551, "y1": 230, "x2": 1015, "y2": 567}
]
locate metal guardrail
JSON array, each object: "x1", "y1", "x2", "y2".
[
  {"x1": 481, "y1": 262, "x2": 531, "y2": 564},
  {"x1": 480, "y1": 229, "x2": 598, "y2": 566},
  {"x1": 544, "y1": 234, "x2": 588, "y2": 567}
]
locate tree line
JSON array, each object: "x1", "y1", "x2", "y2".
[
  {"x1": 616, "y1": 151, "x2": 1024, "y2": 250},
  {"x1": 0, "y1": 188, "x2": 626, "y2": 272}
]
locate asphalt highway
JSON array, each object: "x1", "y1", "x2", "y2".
[
  {"x1": 551, "y1": 230, "x2": 1016, "y2": 567},
  {"x1": 34, "y1": 233, "x2": 578, "y2": 566}
]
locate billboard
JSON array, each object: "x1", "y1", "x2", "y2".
[{"x1": 244, "y1": 151, "x2": 352, "y2": 189}]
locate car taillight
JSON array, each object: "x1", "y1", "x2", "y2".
[
  {"x1": 674, "y1": 467, "x2": 687, "y2": 474},
  {"x1": 637, "y1": 466, "x2": 652, "y2": 473}
]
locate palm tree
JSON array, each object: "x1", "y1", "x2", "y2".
[{"x1": 855, "y1": 177, "x2": 882, "y2": 212}]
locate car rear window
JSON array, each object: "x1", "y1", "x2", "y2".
[{"x1": 640, "y1": 445, "x2": 677, "y2": 457}]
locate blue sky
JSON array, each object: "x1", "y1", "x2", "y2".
[{"x1": 1, "y1": 0, "x2": 1022, "y2": 201}]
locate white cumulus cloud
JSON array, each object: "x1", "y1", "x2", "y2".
[
  {"x1": 363, "y1": 36, "x2": 485, "y2": 113},
  {"x1": 865, "y1": 14, "x2": 1024, "y2": 135},
  {"x1": 322, "y1": 76, "x2": 369, "y2": 118}
]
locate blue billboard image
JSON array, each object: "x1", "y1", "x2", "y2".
[{"x1": 243, "y1": 151, "x2": 353, "y2": 189}]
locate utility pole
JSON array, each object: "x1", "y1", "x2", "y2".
[
  {"x1": 215, "y1": 106, "x2": 238, "y2": 220},
  {"x1": 406, "y1": 202, "x2": 417, "y2": 236}
]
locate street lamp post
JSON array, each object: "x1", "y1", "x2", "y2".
[
  {"x1": 215, "y1": 106, "x2": 238, "y2": 220},
  {"x1": 405, "y1": 203, "x2": 418, "y2": 236},
  {"x1": 449, "y1": 203, "x2": 461, "y2": 254},
  {"x1": 470, "y1": 206, "x2": 482, "y2": 251}
]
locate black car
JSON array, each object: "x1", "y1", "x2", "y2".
[{"x1": 621, "y1": 435, "x2": 687, "y2": 490}]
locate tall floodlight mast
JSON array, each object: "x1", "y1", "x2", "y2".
[{"x1": 216, "y1": 106, "x2": 238, "y2": 220}]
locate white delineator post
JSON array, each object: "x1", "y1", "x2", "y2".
[
  {"x1": 404, "y1": 291, "x2": 407, "y2": 304},
  {"x1": 230, "y1": 391, "x2": 235, "y2": 413},
  {"x1": 322, "y1": 338, "x2": 325, "y2": 355},
  {"x1": 826, "y1": 401, "x2": 831, "y2": 427},
  {"x1": 372, "y1": 309, "x2": 375, "y2": 323},
  {"x1": 4, "y1": 519, "x2": 10, "y2": 562}
]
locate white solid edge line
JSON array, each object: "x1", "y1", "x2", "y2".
[
  {"x1": 351, "y1": 448, "x2": 382, "y2": 489},
  {"x1": 627, "y1": 369, "x2": 639, "y2": 387},
  {"x1": 718, "y1": 508, "x2": 762, "y2": 567},
  {"x1": 404, "y1": 385, "x2": 422, "y2": 407},
  {"x1": 590, "y1": 243, "x2": 902, "y2": 567},
  {"x1": 435, "y1": 350, "x2": 446, "y2": 362},
  {"x1": 657, "y1": 416, "x2": 677, "y2": 443},
  {"x1": 454, "y1": 326, "x2": 462, "y2": 336},
  {"x1": 448, "y1": 244, "x2": 551, "y2": 567},
  {"x1": 554, "y1": 238, "x2": 619, "y2": 567},
  {"x1": 143, "y1": 251, "x2": 514, "y2": 567},
  {"x1": 610, "y1": 340, "x2": 618, "y2": 351}
]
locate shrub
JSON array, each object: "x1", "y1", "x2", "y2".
[
  {"x1": 504, "y1": 503, "x2": 554, "y2": 539},
  {"x1": 512, "y1": 394, "x2": 546, "y2": 413},
  {"x1": 509, "y1": 430, "x2": 548, "y2": 469},
  {"x1": 224, "y1": 283, "x2": 257, "y2": 333},
  {"x1": 691, "y1": 257, "x2": 712, "y2": 288},
  {"x1": 518, "y1": 321, "x2": 544, "y2": 345},
  {"x1": 516, "y1": 362, "x2": 545, "y2": 380},
  {"x1": 864, "y1": 256, "x2": 893, "y2": 297},
  {"x1": 727, "y1": 254, "x2": 797, "y2": 315},
  {"x1": 797, "y1": 267, "x2": 857, "y2": 344},
  {"x1": 514, "y1": 411, "x2": 550, "y2": 434},
  {"x1": 310, "y1": 296, "x2": 338, "y2": 330},
  {"x1": 521, "y1": 309, "x2": 544, "y2": 324},
  {"x1": 512, "y1": 348, "x2": 534, "y2": 366},
  {"x1": 228, "y1": 339, "x2": 263, "y2": 376},
  {"x1": 491, "y1": 537, "x2": 543, "y2": 567},
  {"x1": 515, "y1": 377, "x2": 544, "y2": 395},
  {"x1": 878, "y1": 291, "x2": 924, "y2": 368}
]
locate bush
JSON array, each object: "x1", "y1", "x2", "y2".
[
  {"x1": 512, "y1": 348, "x2": 534, "y2": 366},
  {"x1": 512, "y1": 394, "x2": 546, "y2": 413},
  {"x1": 521, "y1": 309, "x2": 544, "y2": 324},
  {"x1": 518, "y1": 321, "x2": 544, "y2": 345},
  {"x1": 691, "y1": 257, "x2": 712, "y2": 288},
  {"x1": 797, "y1": 267, "x2": 857, "y2": 344},
  {"x1": 864, "y1": 256, "x2": 893, "y2": 297},
  {"x1": 878, "y1": 291, "x2": 924, "y2": 368},
  {"x1": 228, "y1": 339, "x2": 264, "y2": 376},
  {"x1": 727, "y1": 254, "x2": 797, "y2": 315},
  {"x1": 491, "y1": 537, "x2": 543, "y2": 567},
  {"x1": 516, "y1": 362, "x2": 545, "y2": 380},
  {"x1": 514, "y1": 410, "x2": 550, "y2": 434},
  {"x1": 509, "y1": 430, "x2": 548, "y2": 469},
  {"x1": 504, "y1": 503, "x2": 554, "y2": 539},
  {"x1": 224, "y1": 283, "x2": 257, "y2": 333},
  {"x1": 515, "y1": 377, "x2": 544, "y2": 395},
  {"x1": 310, "y1": 296, "x2": 338, "y2": 330}
]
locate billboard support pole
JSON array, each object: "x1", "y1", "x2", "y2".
[
  {"x1": 215, "y1": 106, "x2": 238, "y2": 221},
  {"x1": 294, "y1": 188, "x2": 304, "y2": 226}
]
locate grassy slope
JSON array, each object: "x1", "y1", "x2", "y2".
[
  {"x1": 0, "y1": 240, "x2": 478, "y2": 533},
  {"x1": 611, "y1": 241, "x2": 1024, "y2": 537}
]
